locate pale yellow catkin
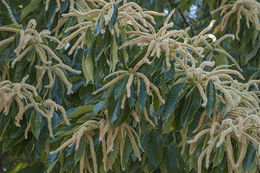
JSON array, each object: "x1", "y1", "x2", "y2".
[
  {"x1": 126, "y1": 73, "x2": 134, "y2": 98},
  {"x1": 126, "y1": 127, "x2": 141, "y2": 161},
  {"x1": 86, "y1": 135, "x2": 98, "y2": 173},
  {"x1": 143, "y1": 107, "x2": 155, "y2": 127},
  {"x1": 92, "y1": 74, "x2": 128, "y2": 95}
]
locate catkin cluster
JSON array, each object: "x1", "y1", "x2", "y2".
[
  {"x1": 56, "y1": 0, "x2": 165, "y2": 54},
  {"x1": 0, "y1": 75, "x2": 70, "y2": 139},
  {"x1": 50, "y1": 114, "x2": 142, "y2": 173},
  {"x1": 211, "y1": 0, "x2": 260, "y2": 40},
  {"x1": 0, "y1": 19, "x2": 81, "y2": 94}
]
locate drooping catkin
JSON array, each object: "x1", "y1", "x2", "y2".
[
  {"x1": 206, "y1": 137, "x2": 217, "y2": 168},
  {"x1": 188, "y1": 129, "x2": 210, "y2": 144},
  {"x1": 126, "y1": 73, "x2": 134, "y2": 98},
  {"x1": 80, "y1": 154, "x2": 85, "y2": 173},
  {"x1": 1, "y1": 0, "x2": 17, "y2": 24},
  {"x1": 197, "y1": 148, "x2": 207, "y2": 173},
  {"x1": 92, "y1": 74, "x2": 128, "y2": 95},
  {"x1": 86, "y1": 135, "x2": 98, "y2": 173},
  {"x1": 119, "y1": 127, "x2": 125, "y2": 168},
  {"x1": 120, "y1": 92, "x2": 127, "y2": 109},
  {"x1": 101, "y1": 137, "x2": 108, "y2": 171},
  {"x1": 235, "y1": 137, "x2": 247, "y2": 169},
  {"x1": 192, "y1": 112, "x2": 206, "y2": 133},
  {"x1": 216, "y1": 127, "x2": 233, "y2": 147},
  {"x1": 85, "y1": 150, "x2": 93, "y2": 173},
  {"x1": 135, "y1": 72, "x2": 151, "y2": 95},
  {"x1": 131, "y1": 111, "x2": 140, "y2": 123},
  {"x1": 143, "y1": 107, "x2": 155, "y2": 127},
  {"x1": 24, "y1": 122, "x2": 31, "y2": 139},
  {"x1": 126, "y1": 127, "x2": 141, "y2": 161},
  {"x1": 195, "y1": 82, "x2": 207, "y2": 107}
]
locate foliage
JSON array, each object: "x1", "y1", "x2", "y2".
[{"x1": 0, "y1": 0, "x2": 260, "y2": 173}]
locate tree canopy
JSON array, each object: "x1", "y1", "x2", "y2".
[{"x1": 0, "y1": 0, "x2": 260, "y2": 172}]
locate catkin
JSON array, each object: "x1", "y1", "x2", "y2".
[
  {"x1": 126, "y1": 73, "x2": 134, "y2": 98},
  {"x1": 102, "y1": 138, "x2": 107, "y2": 171},
  {"x1": 93, "y1": 74, "x2": 128, "y2": 95},
  {"x1": 80, "y1": 154, "x2": 85, "y2": 173},
  {"x1": 86, "y1": 135, "x2": 98, "y2": 173},
  {"x1": 121, "y1": 92, "x2": 127, "y2": 109},
  {"x1": 143, "y1": 107, "x2": 155, "y2": 127},
  {"x1": 1, "y1": 0, "x2": 17, "y2": 24},
  {"x1": 126, "y1": 127, "x2": 141, "y2": 161}
]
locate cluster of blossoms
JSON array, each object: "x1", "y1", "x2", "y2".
[
  {"x1": 211, "y1": 0, "x2": 260, "y2": 40},
  {"x1": 0, "y1": 75, "x2": 70, "y2": 138},
  {"x1": 0, "y1": 19, "x2": 81, "y2": 94}
]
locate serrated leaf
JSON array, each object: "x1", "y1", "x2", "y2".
[
  {"x1": 121, "y1": 137, "x2": 132, "y2": 169},
  {"x1": 162, "y1": 82, "x2": 185, "y2": 119},
  {"x1": 146, "y1": 132, "x2": 163, "y2": 167},
  {"x1": 114, "y1": 76, "x2": 127, "y2": 100},
  {"x1": 68, "y1": 105, "x2": 93, "y2": 118},
  {"x1": 206, "y1": 80, "x2": 216, "y2": 118},
  {"x1": 138, "y1": 80, "x2": 147, "y2": 110},
  {"x1": 243, "y1": 142, "x2": 257, "y2": 171},
  {"x1": 93, "y1": 101, "x2": 104, "y2": 115},
  {"x1": 94, "y1": 12, "x2": 104, "y2": 36},
  {"x1": 20, "y1": 0, "x2": 41, "y2": 21},
  {"x1": 213, "y1": 144, "x2": 225, "y2": 167},
  {"x1": 46, "y1": 153, "x2": 59, "y2": 173},
  {"x1": 110, "y1": 97, "x2": 122, "y2": 123},
  {"x1": 181, "y1": 88, "x2": 201, "y2": 127},
  {"x1": 46, "y1": 0, "x2": 57, "y2": 29},
  {"x1": 114, "y1": 100, "x2": 130, "y2": 127},
  {"x1": 109, "y1": 4, "x2": 118, "y2": 31},
  {"x1": 164, "y1": 143, "x2": 179, "y2": 172},
  {"x1": 82, "y1": 52, "x2": 94, "y2": 84},
  {"x1": 111, "y1": 34, "x2": 118, "y2": 72},
  {"x1": 74, "y1": 138, "x2": 86, "y2": 163},
  {"x1": 30, "y1": 111, "x2": 42, "y2": 139}
]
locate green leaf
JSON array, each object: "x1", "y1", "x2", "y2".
[
  {"x1": 93, "y1": 101, "x2": 104, "y2": 115},
  {"x1": 114, "y1": 100, "x2": 130, "y2": 127},
  {"x1": 110, "y1": 34, "x2": 118, "y2": 72},
  {"x1": 138, "y1": 80, "x2": 147, "y2": 110},
  {"x1": 121, "y1": 137, "x2": 132, "y2": 169},
  {"x1": 110, "y1": 97, "x2": 122, "y2": 123},
  {"x1": 30, "y1": 111, "x2": 42, "y2": 139},
  {"x1": 206, "y1": 80, "x2": 216, "y2": 118},
  {"x1": 146, "y1": 131, "x2": 163, "y2": 167},
  {"x1": 243, "y1": 142, "x2": 257, "y2": 171},
  {"x1": 245, "y1": 37, "x2": 260, "y2": 64},
  {"x1": 20, "y1": 0, "x2": 41, "y2": 21},
  {"x1": 163, "y1": 82, "x2": 185, "y2": 118},
  {"x1": 68, "y1": 105, "x2": 93, "y2": 118},
  {"x1": 82, "y1": 53, "x2": 94, "y2": 84},
  {"x1": 94, "y1": 12, "x2": 104, "y2": 36},
  {"x1": 46, "y1": 153, "x2": 59, "y2": 173},
  {"x1": 108, "y1": 137, "x2": 119, "y2": 168},
  {"x1": 46, "y1": 0, "x2": 57, "y2": 30},
  {"x1": 162, "y1": 111, "x2": 175, "y2": 134},
  {"x1": 114, "y1": 76, "x2": 127, "y2": 100},
  {"x1": 213, "y1": 144, "x2": 225, "y2": 167},
  {"x1": 164, "y1": 144, "x2": 179, "y2": 172},
  {"x1": 119, "y1": 27, "x2": 129, "y2": 63},
  {"x1": 181, "y1": 88, "x2": 201, "y2": 127},
  {"x1": 74, "y1": 138, "x2": 86, "y2": 163},
  {"x1": 109, "y1": 4, "x2": 118, "y2": 31}
]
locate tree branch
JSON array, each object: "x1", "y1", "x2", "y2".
[{"x1": 167, "y1": 0, "x2": 194, "y2": 36}]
